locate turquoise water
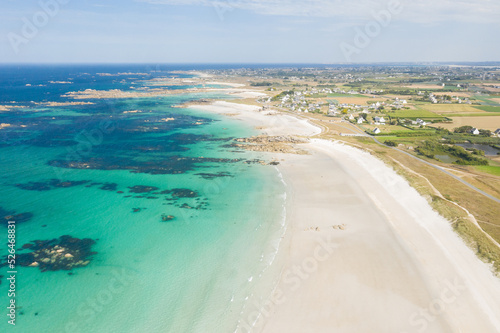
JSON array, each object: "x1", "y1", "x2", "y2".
[{"x1": 0, "y1": 66, "x2": 285, "y2": 332}]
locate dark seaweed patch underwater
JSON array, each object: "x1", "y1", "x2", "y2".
[
  {"x1": 0, "y1": 100, "x2": 242, "y2": 175},
  {"x1": 0, "y1": 65, "x2": 285, "y2": 333}
]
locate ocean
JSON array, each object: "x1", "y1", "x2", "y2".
[{"x1": 0, "y1": 65, "x2": 286, "y2": 332}]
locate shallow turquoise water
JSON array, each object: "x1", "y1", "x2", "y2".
[{"x1": 0, "y1": 66, "x2": 285, "y2": 332}]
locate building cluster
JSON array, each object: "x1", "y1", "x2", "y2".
[{"x1": 428, "y1": 93, "x2": 472, "y2": 104}]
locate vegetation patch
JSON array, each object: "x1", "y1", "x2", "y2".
[
  {"x1": 327, "y1": 93, "x2": 367, "y2": 98},
  {"x1": 453, "y1": 219, "x2": 500, "y2": 273},
  {"x1": 390, "y1": 108, "x2": 443, "y2": 119},
  {"x1": 423, "y1": 104, "x2": 482, "y2": 114},
  {"x1": 474, "y1": 166, "x2": 500, "y2": 176},
  {"x1": 271, "y1": 90, "x2": 294, "y2": 101},
  {"x1": 250, "y1": 81, "x2": 272, "y2": 87},
  {"x1": 474, "y1": 106, "x2": 500, "y2": 112},
  {"x1": 415, "y1": 140, "x2": 489, "y2": 165}
]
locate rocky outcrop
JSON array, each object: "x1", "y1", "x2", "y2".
[
  {"x1": 13, "y1": 236, "x2": 97, "y2": 272},
  {"x1": 233, "y1": 136, "x2": 310, "y2": 155}
]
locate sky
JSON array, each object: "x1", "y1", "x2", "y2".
[{"x1": 0, "y1": 0, "x2": 499, "y2": 63}]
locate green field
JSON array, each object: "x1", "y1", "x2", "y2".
[
  {"x1": 423, "y1": 104, "x2": 483, "y2": 113},
  {"x1": 474, "y1": 106, "x2": 500, "y2": 112},
  {"x1": 474, "y1": 165, "x2": 500, "y2": 176},
  {"x1": 446, "y1": 112, "x2": 500, "y2": 117},
  {"x1": 472, "y1": 95, "x2": 500, "y2": 106},
  {"x1": 442, "y1": 85, "x2": 464, "y2": 91},
  {"x1": 390, "y1": 107, "x2": 444, "y2": 119},
  {"x1": 327, "y1": 93, "x2": 367, "y2": 98}
]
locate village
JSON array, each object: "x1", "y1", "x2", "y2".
[{"x1": 258, "y1": 86, "x2": 496, "y2": 138}]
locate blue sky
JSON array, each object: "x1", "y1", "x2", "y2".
[{"x1": 0, "y1": 0, "x2": 499, "y2": 63}]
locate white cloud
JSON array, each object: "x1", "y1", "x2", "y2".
[{"x1": 136, "y1": 0, "x2": 500, "y2": 24}]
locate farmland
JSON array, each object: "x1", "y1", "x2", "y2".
[
  {"x1": 475, "y1": 106, "x2": 500, "y2": 112},
  {"x1": 389, "y1": 107, "x2": 445, "y2": 120},
  {"x1": 437, "y1": 116, "x2": 500, "y2": 131},
  {"x1": 423, "y1": 104, "x2": 484, "y2": 114}
]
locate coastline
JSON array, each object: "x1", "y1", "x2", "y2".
[{"x1": 191, "y1": 100, "x2": 500, "y2": 332}]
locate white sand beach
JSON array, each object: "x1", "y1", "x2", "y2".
[{"x1": 192, "y1": 101, "x2": 500, "y2": 333}]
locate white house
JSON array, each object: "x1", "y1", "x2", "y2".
[
  {"x1": 374, "y1": 117, "x2": 386, "y2": 124},
  {"x1": 373, "y1": 128, "x2": 381, "y2": 134},
  {"x1": 416, "y1": 119, "x2": 427, "y2": 126},
  {"x1": 494, "y1": 129, "x2": 500, "y2": 137},
  {"x1": 349, "y1": 114, "x2": 355, "y2": 120},
  {"x1": 471, "y1": 128, "x2": 480, "y2": 135},
  {"x1": 357, "y1": 117, "x2": 365, "y2": 124}
]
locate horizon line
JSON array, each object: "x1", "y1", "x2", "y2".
[{"x1": 1, "y1": 61, "x2": 500, "y2": 66}]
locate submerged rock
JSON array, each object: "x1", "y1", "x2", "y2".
[
  {"x1": 11, "y1": 235, "x2": 97, "y2": 272},
  {"x1": 170, "y1": 188, "x2": 199, "y2": 198},
  {"x1": 161, "y1": 214, "x2": 175, "y2": 222},
  {"x1": 195, "y1": 172, "x2": 233, "y2": 180},
  {"x1": 48, "y1": 156, "x2": 242, "y2": 175},
  {"x1": 1, "y1": 210, "x2": 33, "y2": 226},
  {"x1": 99, "y1": 183, "x2": 118, "y2": 191},
  {"x1": 15, "y1": 179, "x2": 90, "y2": 191},
  {"x1": 128, "y1": 185, "x2": 159, "y2": 193}
]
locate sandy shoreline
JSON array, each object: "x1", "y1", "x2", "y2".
[{"x1": 190, "y1": 101, "x2": 500, "y2": 333}]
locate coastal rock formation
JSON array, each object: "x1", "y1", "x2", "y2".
[
  {"x1": 63, "y1": 88, "x2": 208, "y2": 100},
  {"x1": 34, "y1": 102, "x2": 95, "y2": 107},
  {"x1": 234, "y1": 136, "x2": 309, "y2": 155},
  {"x1": 13, "y1": 235, "x2": 97, "y2": 272},
  {"x1": 173, "y1": 99, "x2": 213, "y2": 108}
]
